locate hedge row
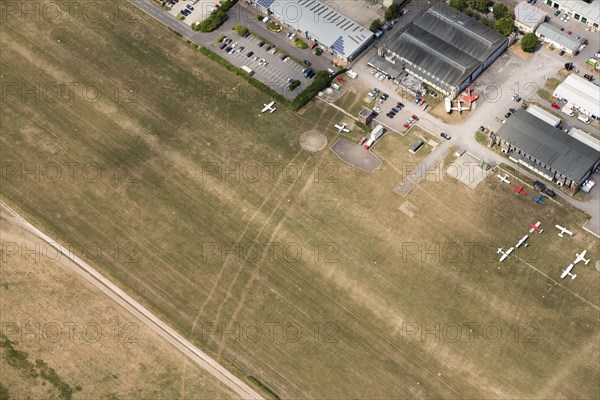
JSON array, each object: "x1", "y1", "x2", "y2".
[{"x1": 195, "y1": 0, "x2": 238, "y2": 32}]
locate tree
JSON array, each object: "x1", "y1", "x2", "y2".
[
  {"x1": 449, "y1": 0, "x2": 466, "y2": 12},
  {"x1": 521, "y1": 32, "x2": 538, "y2": 52},
  {"x1": 492, "y1": 3, "x2": 509, "y2": 20},
  {"x1": 370, "y1": 18, "x2": 382, "y2": 33},
  {"x1": 468, "y1": 0, "x2": 490, "y2": 12},
  {"x1": 495, "y1": 17, "x2": 515, "y2": 36},
  {"x1": 385, "y1": 3, "x2": 401, "y2": 20}
]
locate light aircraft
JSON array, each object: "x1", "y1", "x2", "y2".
[
  {"x1": 498, "y1": 247, "x2": 514, "y2": 262},
  {"x1": 512, "y1": 185, "x2": 527, "y2": 195},
  {"x1": 516, "y1": 235, "x2": 529, "y2": 248},
  {"x1": 529, "y1": 221, "x2": 543, "y2": 234},
  {"x1": 574, "y1": 250, "x2": 590, "y2": 265},
  {"x1": 334, "y1": 123, "x2": 350, "y2": 133},
  {"x1": 555, "y1": 225, "x2": 573, "y2": 237},
  {"x1": 560, "y1": 263, "x2": 577, "y2": 279},
  {"x1": 261, "y1": 101, "x2": 276, "y2": 113},
  {"x1": 532, "y1": 194, "x2": 546, "y2": 205},
  {"x1": 497, "y1": 174, "x2": 510, "y2": 184}
]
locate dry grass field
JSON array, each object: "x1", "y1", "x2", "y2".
[
  {"x1": 0, "y1": 205, "x2": 237, "y2": 400},
  {"x1": 1, "y1": 0, "x2": 599, "y2": 398}
]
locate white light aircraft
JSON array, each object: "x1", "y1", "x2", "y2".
[
  {"x1": 516, "y1": 235, "x2": 529, "y2": 248},
  {"x1": 498, "y1": 247, "x2": 514, "y2": 262},
  {"x1": 555, "y1": 225, "x2": 573, "y2": 237},
  {"x1": 560, "y1": 263, "x2": 577, "y2": 279},
  {"x1": 574, "y1": 250, "x2": 590, "y2": 265},
  {"x1": 334, "y1": 123, "x2": 350, "y2": 133},
  {"x1": 261, "y1": 101, "x2": 276, "y2": 113},
  {"x1": 497, "y1": 174, "x2": 510, "y2": 184}
]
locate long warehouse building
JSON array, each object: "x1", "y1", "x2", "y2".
[
  {"x1": 496, "y1": 110, "x2": 600, "y2": 189},
  {"x1": 252, "y1": 0, "x2": 374, "y2": 62},
  {"x1": 553, "y1": 74, "x2": 600, "y2": 120}
]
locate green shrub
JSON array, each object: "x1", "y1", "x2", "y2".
[
  {"x1": 384, "y1": 3, "x2": 402, "y2": 20},
  {"x1": 288, "y1": 80, "x2": 301, "y2": 91},
  {"x1": 370, "y1": 18, "x2": 382, "y2": 33},
  {"x1": 266, "y1": 22, "x2": 281, "y2": 32},
  {"x1": 312, "y1": 48, "x2": 322, "y2": 56},
  {"x1": 293, "y1": 38, "x2": 308, "y2": 49},
  {"x1": 232, "y1": 24, "x2": 249, "y2": 36},
  {"x1": 449, "y1": 0, "x2": 466, "y2": 11},
  {"x1": 492, "y1": 3, "x2": 510, "y2": 19}
]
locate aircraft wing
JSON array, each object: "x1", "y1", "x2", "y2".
[
  {"x1": 261, "y1": 105, "x2": 269, "y2": 113},
  {"x1": 561, "y1": 264, "x2": 574, "y2": 279}
]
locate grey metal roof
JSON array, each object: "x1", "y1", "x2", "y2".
[
  {"x1": 497, "y1": 110, "x2": 600, "y2": 181},
  {"x1": 535, "y1": 22, "x2": 582, "y2": 51},
  {"x1": 385, "y1": 2, "x2": 507, "y2": 88},
  {"x1": 258, "y1": 0, "x2": 373, "y2": 59},
  {"x1": 515, "y1": 2, "x2": 547, "y2": 28}
]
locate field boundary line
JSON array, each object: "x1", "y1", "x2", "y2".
[{"x1": 0, "y1": 200, "x2": 264, "y2": 400}]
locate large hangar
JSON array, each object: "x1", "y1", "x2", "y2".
[{"x1": 369, "y1": 2, "x2": 508, "y2": 98}]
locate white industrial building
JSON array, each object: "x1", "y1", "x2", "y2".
[
  {"x1": 544, "y1": 0, "x2": 599, "y2": 29},
  {"x1": 553, "y1": 74, "x2": 600, "y2": 120},
  {"x1": 535, "y1": 22, "x2": 584, "y2": 54},
  {"x1": 515, "y1": 2, "x2": 547, "y2": 32},
  {"x1": 252, "y1": 0, "x2": 374, "y2": 62},
  {"x1": 526, "y1": 104, "x2": 561, "y2": 126}
]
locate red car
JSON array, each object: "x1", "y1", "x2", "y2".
[
  {"x1": 337, "y1": 76, "x2": 345, "y2": 83},
  {"x1": 403, "y1": 123, "x2": 410, "y2": 129},
  {"x1": 412, "y1": 115, "x2": 419, "y2": 121},
  {"x1": 551, "y1": 103, "x2": 560, "y2": 109},
  {"x1": 566, "y1": 31, "x2": 572, "y2": 35}
]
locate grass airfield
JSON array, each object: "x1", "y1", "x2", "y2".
[{"x1": 1, "y1": 0, "x2": 599, "y2": 398}]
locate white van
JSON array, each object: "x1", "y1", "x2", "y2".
[
  {"x1": 577, "y1": 114, "x2": 591, "y2": 124},
  {"x1": 562, "y1": 107, "x2": 574, "y2": 117},
  {"x1": 346, "y1": 70, "x2": 358, "y2": 79}
]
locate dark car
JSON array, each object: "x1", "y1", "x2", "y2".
[
  {"x1": 412, "y1": 115, "x2": 419, "y2": 121},
  {"x1": 554, "y1": 10, "x2": 560, "y2": 16},
  {"x1": 533, "y1": 181, "x2": 546, "y2": 191},
  {"x1": 509, "y1": 108, "x2": 517, "y2": 113},
  {"x1": 186, "y1": 4, "x2": 194, "y2": 10},
  {"x1": 303, "y1": 60, "x2": 312, "y2": 66},
  {"x1": 391, "y1": 107, "x2": 399, "y2": 113},
  {"x1": 247, "y1": 51, "x2": 254, "y2": 57},
  {"x1": 265, "y1": 46, "x2": 271, "y2": 51},
  {"x1": 381, "y1": 93, "x2": 389, "y2": 100},
  {"x1": 389, "y1": 110, "x2": 397, "y2": 116},
  {"x1": 440, "y1": 133, "x2": 451, "y2": 140},
  {"x1": 574, "y1": 50, "x2": 580, "y2": 56},
  {"x1": 559, "y1": 50, "x2": 565, "y2": 56},
  {"x1": 225, "y1": 47, "x2": 232, "y2": 53},
  {"x1": 397, "y1": 102, "x2": 404, "y2": 108},
  {"x1": 505, "y1": 111, "x2": 512, "y2": 118},
  {"x1": 258, "y1": 41, "x2": 265, "y2": 47},
  {"x1": 543, "y1": 188, "x2": 556, "y2": 197},
  {"x1": 243, "y1": 31, "x2": 251, "y2": 38}
]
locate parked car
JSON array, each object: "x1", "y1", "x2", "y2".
[
  {"x1": 551, "y1": 103, "x2": 560, "y2": 109},
  {"x1": 559, "y1": 50, "x2": 565, "y2": 56},
  {"x1": 397, "y1": 102, "x2": 404, "y2": 108},
  {"x1": 391, "y1": 107, "x2": 399, "y2": 113},
  {"x1": 509, "y1": 108, "x2": 517, "y2": 113},
  {"x1": 258, "y1": 41, "x2": 265, "y2": 47},
  {"x1": 412, "y1": 115, "x2": 419, "y2": 121},
  {"x1": 237, "y1": 46, "x2": 245, "y2": 52},
  {"x1": 505, "y1": 111, "x2": 512, "y2": 118},
  {"x1": 533, "y1": 181, "x2": 546, "y2": 191},
  {"x1": 574, "y1": 50, "x2": 580, "y2": 56},
  {"x1": 303, "y1": 60, "x2": 311, "y2": 66},
  {"x1": 186, "y1": 5, "x2": 194, "y2": 10},
  {"x1": 554, "y1": 10, "x2": 560, "y2": 16},
  {"x1": 440, "y1": 132, "x2": 451, "y2": 140},
  {"x1": 543, "y1": 188, "x2": 556, "y2": 197},
  {"x1": 243, "y1": 31, "x2": 251, "y2": 38},
  {"x1": 247, "y1": 51, "x2": 254, "y2": 57},
  {"x1": 265, "y1": 46, "x2": 271, "y2": 51}
]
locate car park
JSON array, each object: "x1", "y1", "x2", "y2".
[{"x1": 440, "y1": 133, "x2": 451, "y2": 140}]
